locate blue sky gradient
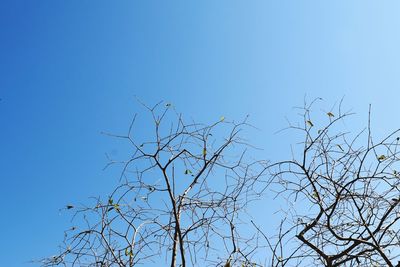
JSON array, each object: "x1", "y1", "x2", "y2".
[{"x1": 2, "y1": 1, "x2": 400, "y2": 266}]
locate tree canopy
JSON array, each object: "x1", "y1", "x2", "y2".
[{"x1": 41, "y1": 100, "x2": 400, "y2": 267}]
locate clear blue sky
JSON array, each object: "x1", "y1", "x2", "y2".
[{"x1": 2, "y1": 1, "x2": 400, "y2": 266}]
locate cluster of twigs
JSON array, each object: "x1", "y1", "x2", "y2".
[
  {"x1": 265, "y1": 99, "x2": 400, "y2": 266},
  {"x1": 41, "y1": 99, "x2": 400, "y2": 267},
  {"x1": 40, "y1": 102, "x2": 267, "y2": 267}
]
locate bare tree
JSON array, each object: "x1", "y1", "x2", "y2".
[
  {"x1": 42, "y1": 99, "x2": 400, "y2": 267},
  {"x1": 40, "y1": 102, "x2": 267, "y2": 267},
  {"x1": 262, "y1": 99, "x2": 400, "y2": 267}
]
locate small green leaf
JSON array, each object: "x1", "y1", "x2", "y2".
[
  {"x1": 327, "y1": 112, "x2": 335, "y2": 117},
  {"x1": 125, "y1": 248, "x2": 133, "y2": 256},
  {"x1": 113, "y1": 204, "x2": 120, "y2": 211},
  {"x1": 220, "y1": 116, "x2": 225, "y2": 122},
  {"x1": 108, "y1": 198, "x2": 113, "y2": 205},
  {"x1": 337, "y1": 144, "x2": 344, "y2": 152},
  {"x1": 184, "y1": 169, "x2": 192, "y2": 175},
  {"x1": 202, "y1": 148, "x2": 207, "y2": 156},
  {"x1": 66, "y1": 205, "x2": 74, "y2": 210},
  {"x1": 306, "y1": 120, "x2": 314, "y2": 127}
]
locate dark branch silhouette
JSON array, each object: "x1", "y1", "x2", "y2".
[
  {"x1": 40, "y1": 102, "x2": 267, "y2": 267},
  {"x1": 263, "y1": 99, "x2": 400, "y2": 266}
]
